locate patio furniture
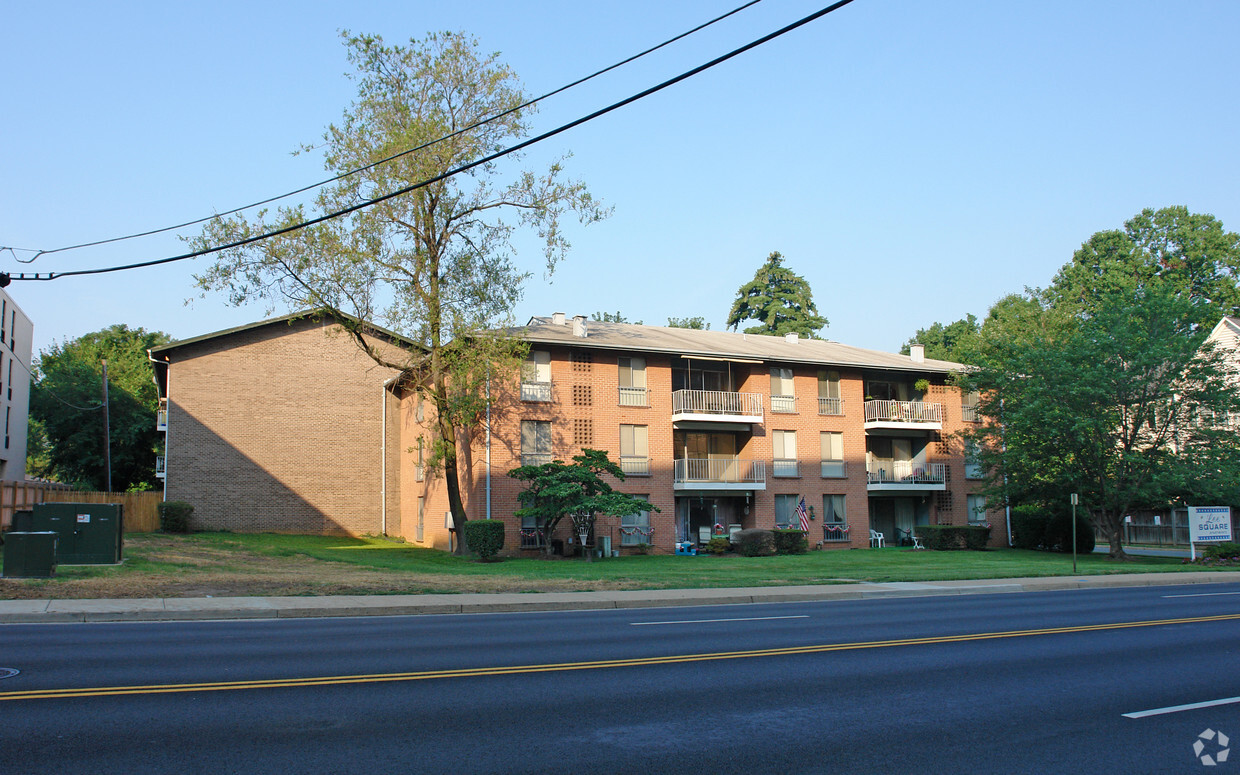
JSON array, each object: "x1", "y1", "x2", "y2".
[{"x1": 869, "y1": 529, "x2": 886, "y2": 548}]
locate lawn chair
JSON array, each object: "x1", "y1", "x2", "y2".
[
  {"x1": 911, "y1": 531, "x2": 925, "y2": 550},
  {"x1": 869, "y1": 529, "x2": 886, "y2": 548}
]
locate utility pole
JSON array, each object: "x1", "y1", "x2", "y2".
[
  {"x1": 1070, "y1": 493, "x2": 1079, "y2": 573},
  {"x1": 101, "y1": 359, "x2": 112, "y2": 492}
]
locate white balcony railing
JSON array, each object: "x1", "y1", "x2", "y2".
[
  {"x1": 771, "y1": 395, "x2": 796, "y2": 414},
  {"x1": 818, "y1": 397, "x2": 843, "y2": 416},
  {"x1": 521, "y1": 382, "x2": 552, "y2": 402},
  {"x1": 866, "y1": 461, "x2": 946, "y2": 484},
  {"x1": 620, "y1": 455, "x2": 649, "y2": 476},
  {"x1": 822, "y1": 523, "x2": 851, "y2": 543},
  {"x1": 155, "y1": 455, "x2": 166, "y2": 478},
  {"x1": 674, "y1": 458, "x2": 765, "y2": 485},
  {"x1": 962, "y1": 404, "x2": 980, "y2": 423},
  {"x1": 671, "y1": 390, "x2": 763, "y2": 420},
  {"x1": 156, "y1": 408, "x2": 168, "y2": 431},
  {"x1": 618, "y1": 386, "x2": 648, "y2": 407},
  {"x1": 864, "y1": 400, "x2": 943, "y2": 424}
]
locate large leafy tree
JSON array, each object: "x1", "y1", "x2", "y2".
[
  {"x1": 190, "y1": 32, "x2": 607, "y2": 551},
  {"x1": 1049, "y1": 206, "x2": 1240, "y2": 328},
  {"x1": 667, "y1": 316, "x2": 709, "y2": 330},
  {"x1": 508, "y1": 449, "x2": 656, "y2": 560},
  {"x1": 963, "y1": 285, "x2": 1240, "y2": 559},
  {"x1": 726, "y1": 251, "x2": 827, "y2": 338},
  {"x1": 900, "y1": 314, "x2": 980, "y2": 363},
  {"x1": 29, "y1": 325, "x2": 171, "y2": 491}
]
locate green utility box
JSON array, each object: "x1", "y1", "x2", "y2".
[
  {"x1": 11, "y1": 510, "x2": 33, "y2": 531},
  {"x1": 2, "y1": 531, "x2": 58, "y2": 578},
  {"x1": 30, "y1": 503, "x2": 123, "y2": 565}
]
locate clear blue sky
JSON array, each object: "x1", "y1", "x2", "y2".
[{"x1": 4, "y1": 0, "x2": 1239, "y2": 357}]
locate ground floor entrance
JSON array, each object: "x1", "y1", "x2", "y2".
[
  {"x1": 675, "y1": 495, "x2": 753, "y2": 544},
  {"x1": 869, "y1": 497, "x2": 930, "y2": 546}
]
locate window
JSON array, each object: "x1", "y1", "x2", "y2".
[
  {"x1": 521, "y1": 511, "x2": 544, "y2": 549},
  {"x1": 771, "y1": 367, "x2": 796, "y2": 413},
  {"x1": 817, "y1": 370, "x2": 842, "y2": 415},
  {"x1": 822, "y1": 494, "x2": 848, "y2": 542},
  {"x1": 967, "y1": 494, "x2": 988, "y2": 525},
  {"x1": 521, "y1": 420, "x2": 552, "y2": 466},
  {"x1": 820, "y1": 432, "x2": 845, "y2": 478},
  {"x1": 620, "y1": 495, "x2": 652, "y2": 546},
  {"x1": 5, "y1": 355, "x2": 10, "y2": 400},
  {"x1": 620, "y1": 424, "x2": 649, "y2": 475},
  {"x1": 521, "y1": 350, "x2": 551, "y2": 402},
  {"x1": 773, "y1": 430, "x2": 798, "y2": 477},
  {"x1": 8, "y1": 310, "x2": 13, "y2": 350},
  {"x1": 618, "y1": 357, "x2": 647, "y2": 406},
  {"x1": 964, "y1": 440, "x2": 983, "y2": 480},
  {"x1": 962, "y1": 391, "x2": 981, "y2": 423},
  {"x1": 775, "y1": 494, "x2": 799, "y2": 529},
  {"x1": 415, "y1": 437, "x2": 425, "y2": 481}
]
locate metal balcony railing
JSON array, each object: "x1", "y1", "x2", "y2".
[
  {"x1": 620, "y1": 455, "x2": 649, "y2": 476},
  {"x1": 822, "y1": 523, "x2": 851, "y2": 543},
  {"x1": 521, "y1": 382, "x2": 552, "y2": 402},
  {"x1": 866, "y1": 461, "x2": 946, "y2": 484},
  {"x1": 671, "y1": 390, "x2": 763, "y2": 419},
  {"x1": 771, "y1": 395, "x2": 797, "y2": 414},
  {"x1": 674, "y1": 458, "x2": 765, "y2": 485},
  {"x1": 155, "y1": 455, "x2": 166, "y2": 478},
  {"x1": 864, "y1": 400, "x2": 943, "y2": 424},
  {"x1": 772, "y1": 458, "x2": 799, "y2": 478},
  {"x1": 962, "y1": 404, "x2": 980, "y2": 423},
  {"x1": 618, "y1": 386, "x2": 648, "y2": 407},
  {"x1": 156, "y1": 408, "x2": 168, "y2": 431},
  {"x1": 818, "y1": 397, "x2": 843, "y2": 416},
  {"x1": 521, "y1": 453, "x2": 553, "y2": 467},
  {"x1": 820, "y1": 460, "x2": 847, "y2": 478}
]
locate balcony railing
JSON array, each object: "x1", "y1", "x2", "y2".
[
  {"x1": 771, "y1": 395, "x2": 796, "y2": 414},
  {"x1": 864, "y1": 400, "x2": 943, "y2": 424},
  {"x1": 962, "y1": 404, "x2": 980, "y2": 423},
  {"x1": 618, "y1": 386, "x2": 648, "y2": 407},
  {"x1": 822, "y1": 523, "x2": 851, "y2": 543},
  {"x1": 674, "y1": 458, "x2": 765, "y2": 485},
  {"x1": 671, "y1": 389, "x2": 763, "y2": 421},
  {"x1": 820, "y1": 460, "x2": 847, "y2": 478},
  {"x1": 772, "y1": 458, "x2": 799, "y2": 478},
  {"x1": 521, "y1": 382, "x2": 552, "y2": 402},
  {"x1": 866, "y1": 461, "x2": 946, "y2": 485},
  {"x1": 155, "y1": 455, "x2": 166, "y2": 479},
  {"x1": 156, "y1": 408, "x2": 168, "y2": 431},
  {"x1": 818, "y1": 397, "x2": 843, "y2": 416},
  {"x1": 620, "y1": 455, "x2": 649, "y2": 476},
  {"x1": 521, "y1": 453, "x2": 553, "y2": 467}
]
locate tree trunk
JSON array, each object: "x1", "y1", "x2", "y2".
[{"x1": 1101, "y1": 512, "x2": 1129, "y2": 560}]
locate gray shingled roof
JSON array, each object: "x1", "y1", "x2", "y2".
[{"x1": 518, "y1": 316, "x2": 965, "y2": 374}]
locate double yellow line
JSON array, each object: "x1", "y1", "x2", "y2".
[{"x1": 4, "y1": 612, "x2": 1239, "y2": 702}]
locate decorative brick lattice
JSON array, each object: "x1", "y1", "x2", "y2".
[
  {"x1": 572, "y1": 384, "x2": 592, "y2": 407},
  {"x1": 574, "y1": 418, "x2": 593, "y2": 446},
  {"x1": 571, "y1": 351, "x2": 593, "y2": 372}
]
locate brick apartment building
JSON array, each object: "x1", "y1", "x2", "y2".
[
  {"x1": 406, "y1": 314, "x2": 996, "y2": 554},
  {"x1": 151, "y1": 311, "x2": 996, "y2": 552}
]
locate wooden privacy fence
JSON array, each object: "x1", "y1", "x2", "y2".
[{"x1": 1, "y1": 482, "x2": 163, "y2": 532}]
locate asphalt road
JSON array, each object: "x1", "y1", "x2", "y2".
[{"x1": 3, "y1": 584, "x2": 1240, "y2": 774}]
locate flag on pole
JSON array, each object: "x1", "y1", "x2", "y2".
[{"x1": 796, "y1": 497, "x2": 809, "y2": 533}]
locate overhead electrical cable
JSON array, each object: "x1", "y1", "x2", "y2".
[
  {"x1": 4, "y1": 0, "x2": 763, "y2": 263},
  {"x1": 4, "y1": 0, "x2": 858, "y2": 283}
]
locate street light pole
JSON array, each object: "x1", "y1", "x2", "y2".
[
  {"x1": 1070, "y1": 492, "x2": 1079, "y2": 573},
  {"x1": 101, "y1": 359, "x2": 112, "y2": 493}
]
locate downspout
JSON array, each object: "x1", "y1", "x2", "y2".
[{"x1": 381, "y1": 374, "x2": 399, "y2": 536}]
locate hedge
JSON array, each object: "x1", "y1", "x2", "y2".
[
  {"x1": 158, "y1": 501, "x2": 194, "y2": 533},
  {"x1": 735, "y1": 528, "x2": 776, "y2": 557},
  {"x1": 914, "y1": 524, "x2": 991, "y2": 550},
  {"x1": 771, "y1": 528, "x2": 809, "y2": 555},
  {"x1": 463, "y1": 519, "x2": 506, "y2": 561}
]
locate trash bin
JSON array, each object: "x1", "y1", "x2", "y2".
[{"x1": 2, "y1": 531, "x2": 58, "y2": 578}]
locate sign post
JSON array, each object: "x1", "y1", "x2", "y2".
[
  {"x1": 1070, "y1": 493, "x2": 1079, "y2": 573},
  {"x1": 1189, "y1": 506, "x2": 1233, "y2": 561}
]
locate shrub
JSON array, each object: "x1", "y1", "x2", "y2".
[
  {"x1": 1011, "y1": 503, "x2": 1094, "y2": 554},
  {"x1": 628, "y1": 541, "x2": 651, "y2": 555},
  {"x1": 158, "y1": 501, "x2": 194, "y2": 533},
  {"x1": 771, "y1": 528, "x2": 809, "y2": 555},
  {"x1": 736, "y1": 528, "x2": 776, "y2": 557},
  {"x1": 1205, "y1": 542, "x2": 1240, "y2": 560},
  {"x1": 914, "y1": 524, "x2": 991, "y2": 550},
  {"x1": 463, "y1": 519, "x2": 505, "y2": 561},
  {"x1": 705, "y1": 536, "x2": 731, "y2": 555}
]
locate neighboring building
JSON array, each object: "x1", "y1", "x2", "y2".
[
  {"x1": 0, "y1": 289, "x2": 33, "y2": 481},
  {"x1": 149, "y1": 312, "x2": 413, "y2": 534},
  {"x1": 405, "y1": 314, "x2": 997, "y2": 553}
]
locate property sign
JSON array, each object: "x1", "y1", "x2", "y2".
[{"x1": 1189, "y1": 507, "x2": 1233, "y2": 543}]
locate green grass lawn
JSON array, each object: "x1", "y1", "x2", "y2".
[{"x1": 148, "y1": 532, "x2": 1216, "y2": 589}]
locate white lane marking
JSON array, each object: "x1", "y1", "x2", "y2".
[
  {"x1": 1163, "y1": 592, "x2": 1240, "y2": 598},
  {"x1": 631, "y1": 615, "x2": 810, "y2": 626},
  {"x1": 1124, "y1": 696, "x2": 1240, "y2": 719}
]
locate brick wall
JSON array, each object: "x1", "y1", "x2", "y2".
[{"x1": 164, "y1": 318, "x2": 403, "y2": 534}]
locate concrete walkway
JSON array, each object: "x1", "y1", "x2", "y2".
[{"x1": 2, "y1": 571, "x2": 1237, "y2": 624}]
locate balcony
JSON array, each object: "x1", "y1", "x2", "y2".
[
  {"x1": 674, "y1": 458, "x2": 766, "y2": 491},
  {"x1": 521, "y1": 382, "x2": 552, "y2": 402},
  {"x1": 818, "y1": 397, "x2": 843, "y2": 416},
  {"x1": 866, "y1": 461, "x2": 946, "y2": 492},
  {"x1": 863, "y1": 400, "x2": 943, "y2": 432},
  {"x1": 155, "y1": 455, "x2": 166, "y2": 479},
  {"x1": 961, "y1": 404, "x2": 980, "y2": 423},
  {"x1": 521, "y1": 453, "x2": 553, "y2": 467},
  {"x1": 772, "y1": 458, "x2": 799, "y2": 478},
  {"x1": 156, "y1": 407, "x2": 168, "y2": 432},
  {"x1": 671, "y1": 390, "x2": 763, "y2": 425}
]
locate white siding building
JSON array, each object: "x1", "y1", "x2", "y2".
[{"x1": 0, "y1": 290, "x2": 33, "y2": 481}]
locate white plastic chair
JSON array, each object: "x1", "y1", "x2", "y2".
[
  {"x1": 869, "y1": 529, "x2": 886, "y2": 548},
  {"x1": 911, "y1": 532, "x2": 925, "y2": 549}
]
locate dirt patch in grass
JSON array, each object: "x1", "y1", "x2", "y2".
[{"x1": 0, "y1": 534, "x2": 649, "y2": 600}]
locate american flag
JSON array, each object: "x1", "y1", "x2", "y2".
[{"x1": 796, "y1": 497, "x2": 809, "y2": 533}]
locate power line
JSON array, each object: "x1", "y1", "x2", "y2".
[
  {"x1": 3, "y1": 0, "x2": 858, "y2": 284},
  {"x1": 5, "y1": 1, "x2": 763, "y2": 263}
]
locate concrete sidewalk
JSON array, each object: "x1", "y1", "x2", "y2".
[{"x1": 2, "y1": 571, "x2": 1237, "y2": 624}]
